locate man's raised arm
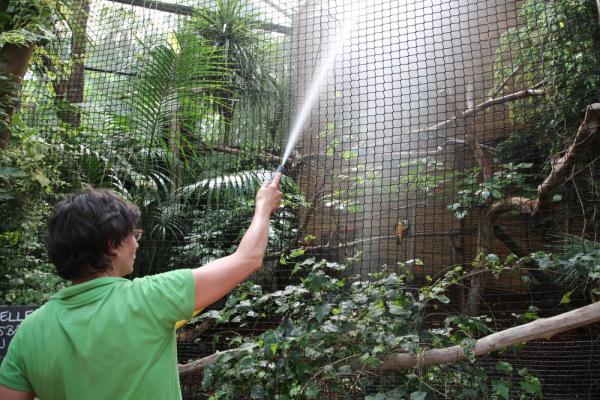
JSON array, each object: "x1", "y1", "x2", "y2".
[{"x1": 192, "y1": 173, "x2": 283, "y2": 310}]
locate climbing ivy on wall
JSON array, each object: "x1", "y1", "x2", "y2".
[{"x1": 494, "y1": 0, "x2": 600, "y2": 156}]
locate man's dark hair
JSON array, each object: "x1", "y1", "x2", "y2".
[{"x1": 46, "y1": 188, "x2": 141, "y2": 280}]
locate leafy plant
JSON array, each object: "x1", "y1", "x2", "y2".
[
  {"x1": 531, "y1": 235, "x2": 600, "y2": 303},
  {"x1": 448, "y1": 163, "x2": 537, "y2": 220},
  {"x1": 109, "y1": 31, "x2": 227, "y2": 157},
  {"x1": 197, "y1": 258, "x2": 542, "y2": 399},
  {"x1": 494, "y1": 0, "x2": 600, "y2": 155},
  {"x1": 0, "y1": 115, "x2": 66, "y2": 304},
  {"x1": 0, "y1": 0, "x2": 62, "y2": 47},
  {"x1": 188, "y1": 0, "x2": 277, "y2": 144},
  {"x1": 171, "y1": 171, "x2": 306, "y2": 266}
]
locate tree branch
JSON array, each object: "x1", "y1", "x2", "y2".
[
  {"x1": 490, "y1": 196, "x2": 537, "y2": 217},
  {"x1": 375, "y1": 300, "x2": 600, "y2": 370},
  {"x1": 177, "y1": 319, "x2": 213, "y2": 342},
  {"x1": 179, "y1": 348, "x2": 241, "y2": 377},
  {"x1": 533, "y1": 103, "x2": 600, "y2": 214},
  {"x1": 489, "y1": 65, "x2": 522, "y2": 98},
  {"x1": 410, "y1": 83, "x2": 545, "y2": 136},
  {"x1": 490, "y1": 103, "x2": 600, "y2": 218},
  {"x1": 194, "y1": 144, "x2": 288, "y2": 166}
]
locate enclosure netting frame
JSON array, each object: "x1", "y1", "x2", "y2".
[{"x1": 4, "y1": 0, "x2": 600, "y2": 398}]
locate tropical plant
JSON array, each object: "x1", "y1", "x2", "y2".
[
  {"x1": 170, "y1": 171, "x2": 306, "y2": 267},
  {"x1": 109, "y1": 31, "x2": 227, "y2": 158},
  {"x1": 48, "y1": 23, "x2": 297, "y2": 277},
  {"x1": 188, "y1": 0, "x2": 277, "y2": 144},
  {"x1": 531, "y1": 235, "x2": 600, "y2": 303}
]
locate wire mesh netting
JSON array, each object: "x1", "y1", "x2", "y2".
[{"x1": 2, "y1": 0, "x2": 600, "y2": 398}]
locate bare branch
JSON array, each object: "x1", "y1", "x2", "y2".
[
  {"x1": 533, "y1": 103, "x2": 600, "y2": 214},
  {"x1": 490, "y1": 196, "x2": 538, "y2": 217},
  {"x1": 489, "y1": 65, "x2": 522, "y2": 98},
  {"x1": 410, "y1": 82, "x2": 545, "y2": 136},
  {"x1": 462, "y1": 88, "x2": 545, "y2": 119}
]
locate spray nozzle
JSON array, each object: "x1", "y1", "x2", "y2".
[{"x1": 269, "y1": 164, "x2": 285, "y2": 183}]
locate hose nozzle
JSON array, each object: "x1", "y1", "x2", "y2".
[{"x1": 269, "y1": 164, "x2": 285, "y2": 183}]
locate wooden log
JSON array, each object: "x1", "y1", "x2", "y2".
[{"x1": 376, "y1": 300, "x2": 600, "y2": 370}]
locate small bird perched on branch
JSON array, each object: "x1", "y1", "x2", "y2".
[{"x1": 396, "y1": 218, "x2": 410, "y2": 243}]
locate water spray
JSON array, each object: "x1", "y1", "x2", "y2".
[{"x1": 273, "y1": 6, "x2": 357, "y2": 180}]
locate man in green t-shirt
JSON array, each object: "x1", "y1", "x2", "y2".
[{"x1": 0, "y1": 173, "x2": 283, "y2": 399}]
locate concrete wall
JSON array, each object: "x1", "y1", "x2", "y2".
[{"x1": 291, "y1": 0, "x2": 524, "y2": 285}]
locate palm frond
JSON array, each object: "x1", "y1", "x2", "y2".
[
  {"x1": 178, "y1": 169, "x2": 270, "y2": 207},
  {"x1": 545, "y1": 234, "x2": 600, "y2": 290},
  {"x1": 110, "y1": 32, "x2": 230, "y2": 149},
  {"x1": 190, "y1": 0, "x2": 275, "y2": 96},
  {"x1": 148, "y1": 203, "x2": 189, "y2": 240}
]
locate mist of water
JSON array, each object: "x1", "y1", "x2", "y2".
[{"x1": 277, "y1": 8, "x2": 356, "y2": 170}]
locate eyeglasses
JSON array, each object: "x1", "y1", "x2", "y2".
[{"x1": 132, "y1": 229, "x2": 144, "y2": 242}]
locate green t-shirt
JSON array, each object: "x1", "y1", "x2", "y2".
[{"x1": 0, "y1": 268, "x2": 195, "y2": 399}]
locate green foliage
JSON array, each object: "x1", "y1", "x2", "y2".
[
  {"x1": 0, "y1": 0, "x2": 54, "y2": 46},
  {"x1": 109, "y1": 31, "x2": 227, "y2": 154},
  {"x1": 190, "y1": 0, "x2": 275, "y2": 98},
  {"x1": 198, "y1": 258, "x2": 541, "y2": 399},
  {"x1": 0, "y1": 115, "x2": 66, "y2": 304},
  {"x1": 0, "y1": 0, "x2": 80, "y2": 47},
  {"x1": 187, "y1": 0, "x2": 279, "y2": 144},
  {"x1": 448, "y1": 163, "x2": 536, "y2": 220},
  {"x1": 530, "y1": 235, "x2": 600, "y2": 300},
  {"x1": 171, "y1": 172, "x2": 305, "y2": 265},
  {"x1": 0, "y1": 72, "x2": 17, "y2": 135},
  {"x1": 494, "y1": 0, "x2": 600, "y2": 155},
  {"x1": 52, "y1": 21, "x2": 298, "y2": 276}
]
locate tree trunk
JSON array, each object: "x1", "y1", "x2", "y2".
[
  {"x1": 54, "y1": 0, "x2": 90, "y2": 127},
  {"x1": 0, "y1": 43, "x2": 35, "y2": 149},
  {"x1": 464, "y1": 82, "x2": 496, "y2": 316}
]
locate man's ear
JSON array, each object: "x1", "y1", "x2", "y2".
[{"x1": 106, "y1": 240, "x2": 120, "y2": 256}]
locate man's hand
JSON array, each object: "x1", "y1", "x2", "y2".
[{"x1": 255, "y1": 172, "x2": 283, "y2": 216}]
